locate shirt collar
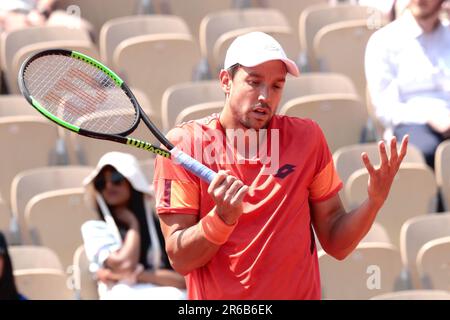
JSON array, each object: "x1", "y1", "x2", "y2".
[{"x1": 399, "y1": 9, "x2": 446, "y2": 39}]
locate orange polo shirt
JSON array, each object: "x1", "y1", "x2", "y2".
[{"x1": 154, "y1": 114, "x2": 342, "y2": 299}]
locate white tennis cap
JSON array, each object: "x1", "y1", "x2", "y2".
[{"x1": 224, "y1": 31, "x2": 300, "y2": 77}]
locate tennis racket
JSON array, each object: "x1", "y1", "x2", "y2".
[{"x1": 18, "y1": 49, "x2": 217, "y2": 183}]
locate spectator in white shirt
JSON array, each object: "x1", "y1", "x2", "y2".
[{"x1": 365, "y1": 0, "x2": 450, "y2": 168}]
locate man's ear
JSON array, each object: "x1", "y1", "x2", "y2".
[{"x1": 219, "y1": 69, "x2": 232, "y2": 95}]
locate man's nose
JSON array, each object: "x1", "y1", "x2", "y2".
[{"x1": 258, "y1": 85, "x2": 268, "y2": 102}]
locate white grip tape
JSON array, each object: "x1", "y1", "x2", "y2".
[{"x1": 171, "y1": 147, "x2": 216, "y2": 183}]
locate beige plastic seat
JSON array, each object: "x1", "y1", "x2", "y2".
[
  {"x1": 314, "y1": 20, "x2": 377, "y2": 101},
  {"x1": 280, "y1": 72, "x2": 357, "y2": 107},
  {"x1": 399, "y1": 214, "x2": 450, "y2": 289},
  {"x1": 55, "y1": 0, "x2": 143, "y2": 42},
  {"x1": 174, "y1": 101, "x2": 223, "y2": 125},
  {"x1": 212, "y1": 25, "x2": 297, "y2": 74},
  {"x1": 370, "y1": 290, "x2": 450, "y2": 300},
  {"x1": 113, "y1": 33, "x2": 201, "y2": 129},
  {"x1": 100, "y1": 14, "x2": 191, "y2": 65},
  {"x1": 0, "y1": 117, "x2": 59, "y2": 210},
  {"x1": 0, "y1": 95, "x2": 41, "y2": 118},
  {"x1": 279, "y1": 93, "x2": 368, "y2": 152},
  {"x1": 435, "y1": 140, "x2": 450, "y2": 211},
  {"x1": 333, "y1": 142, "x2": 425, "y2": 186},
  {"x1": 0, "y1": 25, "x2": 92, "y2": 93},
  {"x1": 262, "y1": 0, "x2": 328, "y2": 44},
  {"x1": 200, "y1": 8, "x2": 296, "y2": 74},
  {"x1": 299, "y1": 4, "x2": 374, "y2": 71},
  {"x1": 361, "y1": 222, "x2": 391, "y2": 244},
  {"x1": 10, "y1": 166, "x2": 93, "y2": 244},
  {"x1": 25, "y1": 188, "x2": 99, "y2": 270},
  {"x1": 167, "y1": 0, "x2": 233, "y2": 40},
  {"x1": 346, "y1": 164, "x2": 438, "y2": 249},
  {"x1": 161, "y1": 80, "x2": 223, "y2": 132},
  {"x1": 9, "y1": 40, "x2": 100, "y2": 94},
  {"x1": 417, "y1": 236, "x2": 450, "y2": 291},
  {"x1": 9, "y1": 246, "x2": 64, "y2": 271},
  {"x1": 14, "y1": 268, "x2": 74, "y2": 300},
  {"x1": 318, "y1": 242, "x2": 403, "y2": 300},
  {"x1": 73, "y1": 245, "x2": 99, "y2": 300}
]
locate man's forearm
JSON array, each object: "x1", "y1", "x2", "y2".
[
  {"x1": 166, "y1": 222, "x2": 222, "y2": 275},
  {"x1": 326, "y1": 199, "x2": 383, "y2": 260}
]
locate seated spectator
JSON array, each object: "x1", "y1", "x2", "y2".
[
  {"x1": 0, "y1": 232, "x2": 26, "y2": 300},
  {"x1": 365, "y1": 0, "x2": 450, "y2": 168},
  {"x1": 0, "y1": 0, "x2": 92, "y2": 34},
  {"x1": 81, "y1": 152, "x2": 186, "y2": 300}
]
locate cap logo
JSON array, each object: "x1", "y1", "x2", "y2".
[{"x1": 264, "y1": 44, "x2": 280, "y2": 51}]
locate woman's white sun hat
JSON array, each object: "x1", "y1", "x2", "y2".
[
  {"x1": 223, "y1": 31, "x2": 300, "y2": 76},
  {"x1": 83, "y1": 151, "x2": 152, "y2": 196}
]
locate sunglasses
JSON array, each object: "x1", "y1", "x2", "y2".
[{"x1": 94, "y1": 171, "x2": 126, "y2": 191}]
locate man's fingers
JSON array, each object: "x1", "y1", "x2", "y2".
[
  {"x1": 398, "y1": 135, "x2": 409, "y2": 163},
  {"x1": 389, "y1": 136, "x2": 398, "y2": 164},
  {"x1": 223, "y1": 180, "x2": 244, "y2": 203},
  {"x1": 379, "y1": 141, "x2": 389, "y2": 167},
  {"x1": 361, "y1": 152, "x2": 375, "y2": 175},
  {"x1": 230, "y1": 185, "x2": 249, "y2": 206},
  {"x1": 208, "y1": 170, "x2": 228, "y2": 194}
]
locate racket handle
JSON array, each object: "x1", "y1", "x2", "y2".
[{"x1": 171, "y1": 147, "x2": 217, "y2": 184}]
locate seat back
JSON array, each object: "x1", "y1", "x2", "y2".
[
  {"x1": 73, "y1": 245, "x2": 99, "y2": 300},
  {"x1": 417, "y1": 236, "x2": 450, "y2": 291},
  {"x1": 10, "y1": 166, "x2": 93, "y2": 245},
  {"x1": 9, "y1": 246, "x2": 64, "y2": 271},
  {"x1": 25, "y1": 188, "x2": 98, "y2": 270},
  {"x1": 174, "y1": 101, "x2": 223, "y2": 126},
  {"x1": 319, "y1": 243, "x2": 403, "y2": 299},
  {"x1": 100, "y1": 14, "x2": 191, "y2": 65},
  {"x1": 435, "y1": 140, "x2": 450, "y2": 211},
  {"x1": 279, "y1": 93, "x2": 367, "y2": 152},
  {"x1": 14, "y1": 268, "x2": 74, "y2": 300},
  {"x1": 400, "y1": 214, "x2": 450, "y2": 289}
]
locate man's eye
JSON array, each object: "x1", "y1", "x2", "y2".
[{"x1": 248, "y1": 80, "x2": 260, "y2": 86}]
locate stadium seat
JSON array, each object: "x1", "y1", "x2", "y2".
[
  {"x1": 0, "y1": 199, "x2": 12, "y2": 237},
  {"x1": 0, "y1": 117, "x2": 59, "y2": 212},
  {"x1": 174, "y1": 101, "x2": 223, "y2": 126},
  {"x1": 400, "y1": 214, "x2": 450, "y2": 289},
  {"x1": 25, "y1": 188, "x2": 98, "y2": 270},
  {"x1": 200, "y1": 8, "x2": 296, "y2": 74},
  {"x1": 0, "y1": 95, "x2": 41, "y2": 118},
  {"x1": 139, "y1": 158, "x2": 156, "y2": 187},
  {"x1": 360, "y1": 222, "x2": 391, "y2": 244},
  {"x1": 10, "y1": 166, "x2": 93, "y2": 244},
  {"x1": 161, "y1": 80, "x2": 223, "y2": 132},
  {"x1": 279, "y1": 93, "x2": 368, "y2": 152},
  {"x1": 167, "y1": 0, "x2": 233, "y2": 40},
  {"x1": 14, "y1": 268, "x2": 75, "y2": 300},
  {"x1": 416, "y1": 236, "x2": 450, "y2": 291},
  {"x1": 435, "y1": 140, "x2": 450, "y2": 211},
  {"x1": 100, "y1": 14, "x2": 191, "y2": 65},
  {"x1": 0, "y1": 26, "x2": 93, "y2": 93},
  {"x1": 313, "y1": 19, "x2": 377, "y2": 101},
  {"x1": 9, "y1": 246, "x2": 64, "y2": 271},
  {"x1": 346, "y1": 164, "x2": 438, "y2": 249},
  {"x1": 370, "y1": 290, "x2": 450, "y2": 300},
  {"x1": 280, "y1": 72, "x2": 357, "y2": 107},
  {"x1": 319, "y1": 242, "x2": 403, "y2": 300},
  {"x1": 299, "y1": 4, "x2": 375, "y2": 71},
  {"x1": 113, "y1": 33, "x2": 201, "y2": 129},
  {"x1": 72, "y1": 245, "x2": 99, "y2": 300},
  {"x1": 55, "y1": 0, "x2": 143, "y2": 42}
]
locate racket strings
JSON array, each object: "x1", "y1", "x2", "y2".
[{"x1": 23, "y1": 54, "x2": 138, "y2": 135}]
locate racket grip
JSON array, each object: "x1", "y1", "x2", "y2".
[{"x1": 171, "y1": 147, "x2": 217, "y2": 184}]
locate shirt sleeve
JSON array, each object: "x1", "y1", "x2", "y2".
[
  {"x1": 308, "y1": 121, "x2": 343, "y2": 202},
  {"x1": 153, "y1": 126, "x2": 200, "y2": 215},
  {"x1": 81, "y1": 220, "x2": 121, "y2": 273}
]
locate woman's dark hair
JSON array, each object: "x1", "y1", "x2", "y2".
[
  {"x1": 95, "y1": 167, "x2": 152, "y2": 269},
  {"x1": 0, "y1": 232, "x2": 21, "y2": 300}
]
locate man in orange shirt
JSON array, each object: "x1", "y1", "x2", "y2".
[{"x1": 154, "y1": 32, "x2": 408, "y2": 299}]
